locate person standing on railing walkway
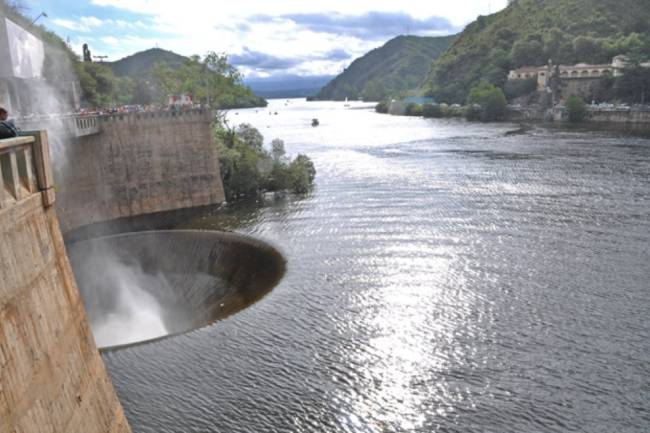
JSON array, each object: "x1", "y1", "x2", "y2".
[{"x1": 0, "y1": 107, "x2": 18, "y2": 139}]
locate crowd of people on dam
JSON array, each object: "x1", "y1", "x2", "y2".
[{"x1": 4, "y1": 101, "x2": 206, "y2": 128}]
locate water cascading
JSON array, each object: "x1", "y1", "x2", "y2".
[{"x1": 67, "y1": 230, "x2": 286, "y2": 350}]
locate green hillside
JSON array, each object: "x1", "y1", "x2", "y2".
[
  {"x1": 316, "y1": 35, "x2": 456, "y2": 101},
  {"x1": 424, "y1": 0, "x2": 650, "y2": 103},
  {"x1": 105, "y1": 48, "x2": 266, "y2": 109},
  {"x1": 108, "y1": 48, "x2": 186, "y2": 80}
]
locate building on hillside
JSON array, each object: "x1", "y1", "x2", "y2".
[{"x1": 508, "y1": 56, "x2": 650, "y2": 91}]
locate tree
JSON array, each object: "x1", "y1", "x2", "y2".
[
  {"x1": 288, "y1": 154, "x2": 316, "y2": 193},
  {"x1": 405, "y1": 103, "x2": 423, "y2": 116},
  {"x1": 152, "y1": 51, "x2": 265, "y2": 108},
  {"x1": 566, "y1": 95, "x2": 587, "y2": 123},
  {"x1": 543, "y1": 28, "x2": 574, "y2": 64},
  {"x1": 75, "y1": 62, "x2": 133, "y2": 107},
  {"x1": 236, "y1": 123, "x2": 263, "y2": 151},
  {"x1": 82, "y1": 43, "x2": 92, "y2": 62},
  {"x1": 511, "y1": 40, "x2": 544, "y2": 67},
  {"x1": 466, "y1": 82, "x2": 508, "y2": 121},
  {"x1": 614, "y1": 66, "x2": 650, "y2": 104},
  {"x1": 422, "y1": 103, "x2": 444, "y2": 118},
  {"x1": 504, "y1": 77, "x2": 537, "y2": 100},
  {"x1": 375, "y1": 101, "x2": 389, "y2": 113},
  {"x1": 213, "y1": 120, "x2": 316, "y2": 200},
  {"x1": 271, "y1": 139, "x2": 285, "y2": 162},
  {"x1": 132, "y1": 79, "x2": 154, "y2": 105},
  {"x1": 572, "y1": 36, "x2": 609, "y2": 64}
]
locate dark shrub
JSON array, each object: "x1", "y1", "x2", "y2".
[
  {"x1": 422, "y1": 103, "x2": 444, "y2": 118},
  {"x1": 375, "y1": 101, "x2": 389, "y2": 113},
  {"x1": 566, "y1": 95, "x2": 587, "y2": 123},
  {"x1": 405, "y1": 103, "x2": 423, "y2": 116}
]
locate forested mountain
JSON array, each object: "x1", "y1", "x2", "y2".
[
  {"x1": 105, "y1": 48, "x2": 266, "y2": 108},
  {"x1": 316, "y1": 35, "x2": 456, "y2": 101},
  {"x1": 424, "y1": 0, "x2": 650, "y2": 103},
  {"x1": 108, "y1": 48, "x2": 186, "y2": 80}
]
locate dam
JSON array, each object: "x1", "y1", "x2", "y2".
[
  {"x1": 1, "y1": 110, "x2": 286, "y2": 431},
  {"x1": 0, "y1": 131, "x2": 131, "y2": 432},
  {"x1": 19, "y1": 109, "x2": 226, "y2": 232}
]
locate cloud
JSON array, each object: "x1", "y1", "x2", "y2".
[
  {"x1": 229, "y1": 47, "x2": 352, "y2": 72},
  {"x1": 52, "y1": 15, "x2": 145, "y2": 33},
  {"x1": 100, "y1": 36, "x2": 120, "y2": 46},
  {"x1": 52, "y1": 18, "x2": 86, "y2": 32},
  {"x1": 81, "y1": 16, "x2": 104, "y2": 27},
  {"x1": 230, "y1": 48, "x2": 302, "y2": 70},
  {"x1": 52, "y1": 17, "x2": 104, "y2": 32},
  {"x1": 57, "y1": 1, "x2": 510, "y2": 76},
  {"x1": 251, "y1": 11, "x2": 455, "y2": 39},
  {"x1": 324, "y1": 48, "x2": 351, "y2": 61}
]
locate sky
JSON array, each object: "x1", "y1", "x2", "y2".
[{"x1": 21, "y1": 0, "x2": 508, "y2": 79}]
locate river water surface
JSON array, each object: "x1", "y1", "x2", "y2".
[{"x1": 103, "y1": 99, "x2": 650, "y2": 432}]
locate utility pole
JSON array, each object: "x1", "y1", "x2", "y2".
[{"x1": 30, "y1": 11, "x2": 47, "y2": 26}]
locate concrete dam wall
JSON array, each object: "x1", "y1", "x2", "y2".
[
  {"x1": 55, "y1": 110, "x2": 225, "y2": 232},
  {"x1": 0, "y1": 133, "x2": 130, "y2": 432}
]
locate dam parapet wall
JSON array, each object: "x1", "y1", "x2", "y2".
[
  {"x1": 0, "y1": 132, "x2": 131, "y2": 432},
  {"x1": 55, "y1": 109, "x2": 225, "y2": 232}
]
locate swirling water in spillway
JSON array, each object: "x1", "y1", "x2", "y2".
[
  {"x1": 102, "y1": 100, "x2": 650, "y2": 432},
  {"x1": 68, "y1": 231, "x2": 285, "y2": 349}
]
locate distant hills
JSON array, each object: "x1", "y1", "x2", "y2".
[
  {"x1": 315, "y1": 35, "x2": 456, "y2": 101},
  {"x1": 424, "y1": 0, "x2": 650, "y2": 103},
  {"x1": 244, "y1": 74, "x2": 334, "y2": 99}
]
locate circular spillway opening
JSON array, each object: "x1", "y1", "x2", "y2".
[{"x1": 67, "y1": 230, "x2": 286, "y2": 350}]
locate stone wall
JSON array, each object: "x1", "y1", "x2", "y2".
[
  {"x1": 587, "y1": 109, "x2": 650, "y2": 124},
  {"x1": 55, "y1": 110, "x2": 225, "y2": 232},
  {"x1": 0, "y1": 133, "x2": 131, "y2": 432},
  {"x1": 560, "y1": 77, "x2": 603, "y2": 100},
  {"x1": 550, "y1": 107, "x2": 650, "y2": 125}
]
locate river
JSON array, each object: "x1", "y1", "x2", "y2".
[{"x1": 103, "y1": 99, "x2": 650, "y2": 433}]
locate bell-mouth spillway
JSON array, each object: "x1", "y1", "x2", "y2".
[{"x1": 67, "y1": 230, "x2": 286, "y2": 350}]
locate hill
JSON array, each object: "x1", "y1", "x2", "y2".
[
  {"x1": 424, "y1": 0, "x2": 650, "y2": 103},
  {"x1": 315, "y1": 35, "x2": 456, "y2": 101},
  {"x1": 108, "y1": 48, "x2": 186, "y2": 80},
  {"x1": 106, "y1": 48, "x2": 266, "y2": 108}
]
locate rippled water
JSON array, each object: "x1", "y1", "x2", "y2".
[{"x1": 103, "y1": 100, "x2": 650, "y2": 432}]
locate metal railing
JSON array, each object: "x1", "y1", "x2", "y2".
[
  {"x1": 0, "y1": 131, "x2": 55, "y2": 209},
  {"x1": 73, "y1": 116, "x2": 101, "y2": 136}
]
